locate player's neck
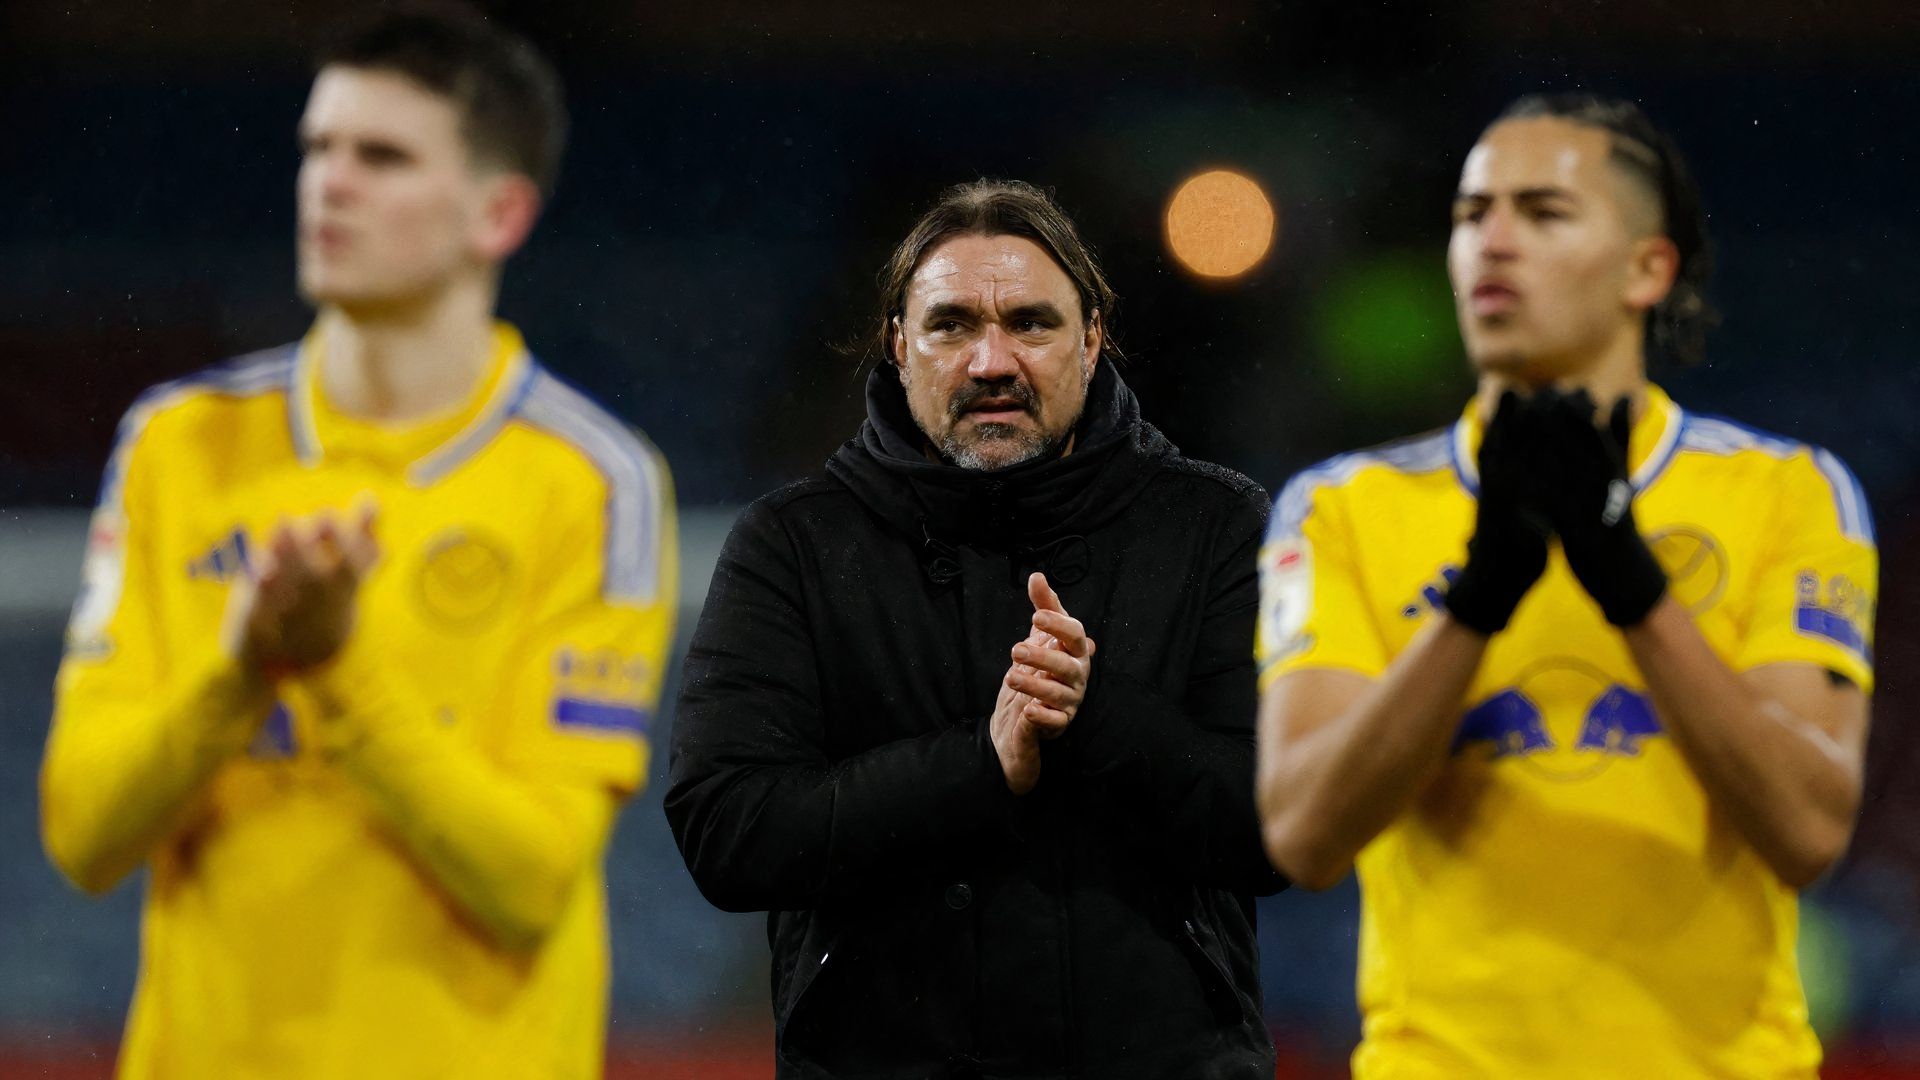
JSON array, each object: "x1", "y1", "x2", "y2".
[
  {"x1": 1474, "y1": 328, "x2": 1648, "y2": 422},
  {"x1": 316, "y1": 285, "x2": 498, "y2": 423}
]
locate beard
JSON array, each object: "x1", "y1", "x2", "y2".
[
  {"x1": 899, "y1": 357, "x2": 1091, "y2": 472},
  {"x1": 936, "y1": 420, "x2": 1063, "y2": 471},
  {"x1": 935, "y1": 378, "x2": 1069, "y2": 471}
]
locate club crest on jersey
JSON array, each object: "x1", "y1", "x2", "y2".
[
  {"x1": 1794, "y1": 571, "x2": 1871, "y2": 658},
  {"x1": 1647, "y1": 525, "x2": 1727, "y2": 614},
  {"x1": 413, "y1": 527, "x2": 514, "y2": 632},
  {"x1": 551, "y1": 647, "x2": 652, "y2": 736},
  {"x1": 1453, "y1": 658, "x2": 1664, "y2": 782}
]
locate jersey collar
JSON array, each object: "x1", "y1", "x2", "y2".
[
  {"x1": 288, "y1": 321, "x2": 537, "y2": 486},
  {"x1": 1448, "y1": 383, "x2": 1686, "y2": 498}
]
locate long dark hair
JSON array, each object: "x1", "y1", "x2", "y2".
[
  {"x1": 1493, "y1": 93, "x2": 1717, "y2": 366},
  {"x1": 874, "y1": 179, "x2": 1121, "y2": 367}
]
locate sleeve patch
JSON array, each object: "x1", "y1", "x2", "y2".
[
  {"x1": 1792, "y1": 571, "x2": 1872, "y2": 658},
  {"x1": 551, "y1": 646, "x2": 654, "y2": 736},
  {"x1": 552, "y1": 698, "x2": 650, "y2": 736},
  {"x1": 65, "y1": 510, "x2": 128, "y2": 659},
  {"x1": 1258, "y1": 537, "x2": 1315, "y2": 664}
]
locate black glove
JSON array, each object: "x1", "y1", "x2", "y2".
[
  {"x1": 1537, "y1": 389, "x2": 1667, "y2": 627},
  {"x1": 1444, "y1": 389, "x2": 1553, "y2": 635}
]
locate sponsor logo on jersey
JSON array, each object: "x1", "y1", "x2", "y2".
[
  {"x1": 1453, "y1": 657, "x2": 1664, "y2": 782},
  {"x1": 1794, "y1": 570, "x2": 1871, "y2": 657},
  {"x1": 551, "y1": 646, "x2": 651, "y2": 736}
]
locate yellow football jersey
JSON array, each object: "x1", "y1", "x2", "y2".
[
  {"x1": 43, "y1": 323, "x2": 676, "y2": 1079},
  {"x1": 1258, "y1": 385, "x2": 1875, "y2": 1079}
]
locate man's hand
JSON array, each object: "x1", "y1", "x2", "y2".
[
  {"x1": 989, "y1": 574, "x2": 1096, "y2": 795},
  {"x1": 1536, "y1": 390, "x2": 1667, "y2": 627},
  {"x1": 1006, "y1": 572, "x2": 1095, "y2": 728},
  {"x1": 1443, "y1": 389, "x2": 1553, "y2": 635},
  {"x1": 223, "y1": 501, "x2": 380, "y2": 677},
  {"x1": 990, "y1": 647, "x2": 1048, "y2": 796}
]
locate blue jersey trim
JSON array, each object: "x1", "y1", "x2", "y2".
[
  {"x1": 1270, "y1": 429, "x2": 1451, "y2": 539},
  {"x1": 407, "y1": 353, "x2": 539, "y2": 487},
  {"x1": 1678, "y1": 413, "x2": 1875, "y2": 545},
  {"x1": 99, "y1": 346, "x2": 299, "y2": 515},
  {"x1": 1448, "y1": 418, "x2": 1477, "y2": 498},
  {"x1": 1451, "y1": 399, "x2": 1688, "y2": 498},
  {"x1": 514, "y1": 368, "x2": 670, "y2": 603}
]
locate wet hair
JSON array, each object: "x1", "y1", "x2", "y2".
[
  {"x1": 316, "y1": 3, "x2": 567, "y2": 196},
  {"x1": 1492, "y1": 93, "x2": 1717, "y2": 366},
  {"x1": 875, "y1": 179, "x2": 1121, "y2": 366}
]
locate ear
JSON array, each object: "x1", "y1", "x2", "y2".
[
  {"x1": 473, "y1": 173, "x2": 542, "y2": 263},
  {"x1": 1623, "y1": 234, "x2": 1679, "y2": 315},
  {"x1": 888, "y1": 315, "x2": 908, "y2": 378},
  {"x1": 1082, "y1": 308, "x2": 1104, "y2": 375}
]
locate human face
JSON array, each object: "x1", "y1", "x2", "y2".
[
  {"x1": 1448, "y1": 116, "x2": 1672, "y2": 382},
  {"x1": 892, "y1": 233, "x2": 1102, "y2": 471},
  {"x1": 296, "y1": 67, "x2": 499, "y2": 311}
]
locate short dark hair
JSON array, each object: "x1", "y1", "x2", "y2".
[
  {"x1": 317, "y1": 4, "x2": 567, "y2": 196},
  {"x1": 1491, "y1": 93, "x2": 1717, "y2": 366},
  {"x1": 876, "y1": 179, "x2": 1121, "y2": 367}
]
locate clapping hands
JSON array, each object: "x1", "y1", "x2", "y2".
[{"x1": 990, "y1": 572, "x2": 1096, "y2": 794}]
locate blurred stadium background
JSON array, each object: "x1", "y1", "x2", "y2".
[{"x1": 3, "y1": 1, "x2": 1919, "y2": 1075}]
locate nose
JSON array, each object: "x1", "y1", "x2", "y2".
[
  {"x1": 965, "y1": 324, "x2": 1021, "y2": 382},
  {"x1": 1477, "y1": 203, "x2": 1519, "y2": 262},
  {"x1": 300, "y1": 149, "x2": 356, "y2": 210}
]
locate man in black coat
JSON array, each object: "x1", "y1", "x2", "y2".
[{"x1": 665, "y1": 179, "x2": 1284, "y2": 1079}]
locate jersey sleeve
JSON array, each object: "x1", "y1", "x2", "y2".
[
  {"x1": 55, "y1": 403, "x2": 170, "y2": 700},
  {"x1": 1257, "y1": 473, "x2": 1390, "y2": 691},
  {"x1": 491, "y1": 441, "x2": 678, "y2": 797},
  {"x1": 43, "y1": 400, "x2": 270, "y2": 892},
  {"x1": 1732, "y1": 449, "x2": 1877, "y2": 693}
]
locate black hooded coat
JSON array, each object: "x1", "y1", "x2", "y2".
[{"x1": 665, "y1": 361, "x2": 1285, "y2": 1079}]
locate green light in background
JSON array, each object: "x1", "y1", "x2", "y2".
[
  {"x1": 1313, "y1": 252, "x2": 1461, "y2": 408},
  {"x1": 1798, "y1": 899, "x2": 1856, "y2": 1041}
]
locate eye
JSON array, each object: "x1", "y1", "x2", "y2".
[
  {"x1": 359, "y1": 144, "x2": 408, "y2": 167},
  {"x1": 1451, "y1": 203, "x2": 1485, "y2": 225},
  {"x1": 931, "y1": 319, "x2": 964, "y2": 335}
]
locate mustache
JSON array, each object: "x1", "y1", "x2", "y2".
[{"x1": 947, "y1": 381, "x2": 1037, "y2": 421}]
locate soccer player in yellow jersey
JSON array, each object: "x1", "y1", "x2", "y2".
[
  {"x1": 1257, "y1": 94, "x2": 1875, "y2": 1077},
  {"x1": 40, "y1": 9, "x2": 675, "y2": 1078}
]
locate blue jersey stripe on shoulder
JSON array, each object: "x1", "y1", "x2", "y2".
[
  {"x1": 98, "y1": 346, "x2": 298, "y2": 515},
  {"x1": 515, "y1": 369, "x2": 669, "y2": 603},
  {"x1": 408, "y1": 356, "x2": 540, "y2": 487},
  {"x1": 1677, "y1": 413, "x2": 1874, "y2": 545},
  {"x1": 1271, "y1": 429, "x2": 1450, "y2": 539},
  {"x1": 1811, "y1": 446, "x2": 1875, "y2": 545}
]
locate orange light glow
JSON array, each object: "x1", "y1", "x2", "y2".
[{"x1": 1164, "y1": 169, "x2": 1276, "y2": 280}]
